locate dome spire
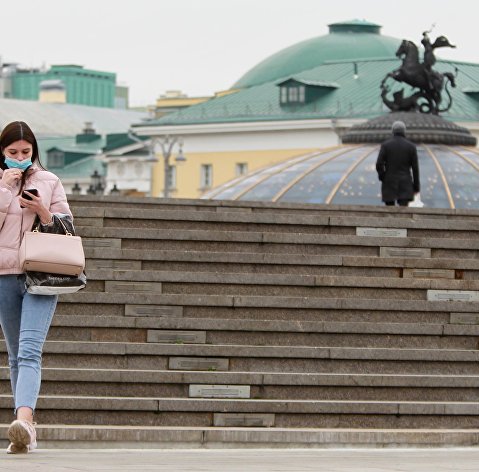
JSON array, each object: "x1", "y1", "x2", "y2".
[{"x1": 328, "y1": 19, "x2": 381, "y2": 35}]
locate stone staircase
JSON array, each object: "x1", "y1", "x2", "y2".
[{"x1": 2, "y1": 196, "x2": 479, "y2": 448}]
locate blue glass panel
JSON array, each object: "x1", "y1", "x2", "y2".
[
  {"x1": 432, "y1": 146, "x2": 479, "y2": 209},
  {"x1": 417, "y1": 146, "x2": 450, "y2": 209},
  {"x1": 279, "y1": 147, "x2": 374, "y2": 204},
  {"x1": 330, "y1": 150, "x2": 381, "y2": 205},
  {"x1": 240, "y1": 149, "x2": 346, "y2": 201},
  {"x1": 454, "y1": 149, "x2": 479, "y2": 168},
  {"x1": 212, "y1": 155, "x2": 306, "y2": 200}
]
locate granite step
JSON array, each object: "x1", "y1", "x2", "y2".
[
  {"x1": 68, "y1": 194, "x2": 477, "y2": 221},
  {"x1": 53, "y1": 303, "x2": 455, "y2": 324},
  {"x1": 2, "y1": 341, "x2": 479, "y2": 374},
  {"x1": 83, "y1": 247, "x2": 479, "y2": 275},
  {"x1": 83, "y1": 270, "x2": 478, "y2": 291},
  {"x1": 69, "y1": 198, "x2": 451, "y2": 218},
  {"x1": 55, "y1": 292, "x2": 479, "y2": 316},
  {"x1": 2, "y1": 424, "x2": 479, "y2": 448},
  {"x1": 42, "y1": 317, "x2": 479, "y2": 350},
  {"x1": 77, "y1": 226, "x2": 479, "y2": 255},
  {"x1": 1, "y1": 368, "x2": 479, "y2": 401},
  {"x1": 2, "y1": 395, "x2": 479, "y2": 428},
  {"x1": 72, "y1": 206, "x2": 479, "y2": 238},
  {"x1": 49, "y1": 314, "x2": 476, "y2": 334},
  {"x1": 44, "y1": 327, "x2": 479, "y2": 350}
]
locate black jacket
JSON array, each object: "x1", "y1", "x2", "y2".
[{"x1": 376, "y1": 134, "x2": 420, "y2": 202}]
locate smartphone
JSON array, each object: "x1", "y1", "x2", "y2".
[
  {"x1": 22, "y1": 188, "x2": 39, "y2": 200},
  {"x1": 20, "y1": 188, "x2": 38, "y2": 208}
]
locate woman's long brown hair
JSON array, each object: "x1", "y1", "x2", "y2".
[{"x1": 0, "y1": 121, "x2": 45, "y2": 194}]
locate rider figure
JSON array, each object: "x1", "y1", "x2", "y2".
[{"x1": 421, "y1": 31, "x2": 436, "y2": 90}]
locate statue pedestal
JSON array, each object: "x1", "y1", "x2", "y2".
[{"x1": 342, "y1": 112, "x2": 477, "y2": 146}]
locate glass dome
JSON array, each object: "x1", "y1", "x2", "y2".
[{"x1": 203, "y1": 144, "x2": 479, "y2": 209}]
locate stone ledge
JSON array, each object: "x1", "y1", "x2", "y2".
[
  {"x1": 84, "y1": 249, "x2": 344, "y2": 267},
  {"x1": 2, "y1": 340, "x2": 478, "y2": 361},
  {"x1": 72, "y1": 204, "x2": 479, "y2": 231},
  {"x1": 56, "y1": 292, "x2": 479, "y2": 314},
  {"x1": 83, "y1": 269, "x2": 479, "y2": 291},
  {"x1": 79, "y1": 226, "x2": 479, "y2": 250},
  {"x1": 1, "y1": 395, "x2": 478, "y2": 416},
  {"x1": 68, "y1": 194, "x2": 474, "y2": 217},
  {"x1": 51, "y1": 315, "x2": 448, "y2": 336},
  {"x1": 3, "y1": 367, "x2": 479, "y2": 388},
  {"x1": 3, "y1": 424, "x2": 479, "y2": 447}
]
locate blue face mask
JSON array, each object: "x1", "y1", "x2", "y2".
[{"x1": 4, "y1": 157, "x2": 32, "y2": 171}]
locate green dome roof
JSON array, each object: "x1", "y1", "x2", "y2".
[{"x1": 232, "y1": 20, "x2": 401, "y2": 89}]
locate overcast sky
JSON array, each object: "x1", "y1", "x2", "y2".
[{"x1": 1, "y1": 0, "x2": 478, "y2": 107}]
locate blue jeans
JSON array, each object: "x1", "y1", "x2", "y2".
[{"x1": 0, "y1": 274, "x2": 57, "y2": 414}]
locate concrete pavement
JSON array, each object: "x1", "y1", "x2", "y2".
[{"x1": 1, "y1": 448, "x2": 479, "y2": 471}]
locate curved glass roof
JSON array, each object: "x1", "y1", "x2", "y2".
[{"x1": 203, "y1": 145, "x2": 479, "y2": 209}]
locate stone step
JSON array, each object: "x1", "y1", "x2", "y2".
[
  {"x1": 80, "y1": 274, "x2": 479, "y2": 301},
  {"x1": 2, "y1": 395, "x2": 479, "y2": 428},
  {"x1": 56, "y1": 292, "x2": 479, "y2": 315},
  {"x1": 43, "y1": 327, "x2": 478, "y2": 350},
  {"x1": 54, "y1": 303, "x2": 456, "y2": 324},
  {"x1": 48, "y1": 313, "x2": 479, "y2": 335},
  {"x1": 5, "y1": 367, "x2": 479, "y2": 388},
  {"x1": 2, "y1": 340, "x2": 479, "y2": 366},
  {"x1": 68, "y1": 195, "x2": 477, "y2": 221},
  {"x1": 83, "y1": 270, "x2": 477, "y2": 291},
  {"x1": 72, "y1": 205, "x2": 479, "y2": 236},
  {"x1": 83, "y1": 248, "x2": 479, "y2": 275},
  {"x1": 49, "y1": 314, "x2": 477, "y2": 334},
  {"x1": 39, "y1": 315, "x2": 479, "y2": 350},
  {"x1": 2, "y1": 368, "x2": 479, "y2": 401},
  {"x1": 2, "y1": 424, "x2": 479, "y2": 448},
  {"x1": 77, "y1": 226, "x2": 479, "y2": 256}
]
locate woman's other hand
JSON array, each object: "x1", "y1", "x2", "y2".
[{"x1": 1, "y1": 168, "x2": 22, "y2": 187}]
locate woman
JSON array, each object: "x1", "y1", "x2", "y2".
[{"x1": 0, "y1": 121, "x2": 71, "y2": 454}]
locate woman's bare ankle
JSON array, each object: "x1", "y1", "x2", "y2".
[{"x1": 16, "y1": 407, "x2": 34, "y2": 424}]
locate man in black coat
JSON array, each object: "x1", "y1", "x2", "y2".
[{"x1": 376, "y1": 121, "x2": 420, "y2": 206}]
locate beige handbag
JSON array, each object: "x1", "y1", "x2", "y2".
[{"x1": 19, "y1": 217, "x2": 85, "y2": 276}]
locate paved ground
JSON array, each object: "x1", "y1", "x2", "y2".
[{"x1": 0, "y1": 448, "x2": 479, "y2": 471}]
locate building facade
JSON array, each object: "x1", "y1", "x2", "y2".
[
  {"x1": 6, "y1": 64, "x2": 120, "y2": 108},
  {"x1": 131, "y1": 20, "x2": 479, "y2": 199}
]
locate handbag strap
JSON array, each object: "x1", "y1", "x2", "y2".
[{"x1": 32, "y1": 214, "x2": 71, "y2": 236}]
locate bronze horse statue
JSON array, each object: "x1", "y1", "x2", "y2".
[{"x1": 381, "y1": 33, "x2": 457, "y2": 114}]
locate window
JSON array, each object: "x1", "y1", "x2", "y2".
[
  {"x1": 167, "y1": 165, "x2": 177, "y2": 189},
  {"x1": 288, "y1": 87, "x2": 298, "y2": 102},
  {"x1": 299, "y1": 85, "x2": 306, "y2": 102},
  {"x1": 47, "y1": 150, "x2": 64, "y2": 168},
  {"x1": 200, "y1": 164, "x2": 213, "y2": 188},
  {"x1": 235, "y1": 163, "x2": 248, "y2": 177},
  {"x1": 280, "y1": 85, "x2": 306, "y2": 105}
]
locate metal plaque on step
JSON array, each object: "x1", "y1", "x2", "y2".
[
  {"x1": 189, "y1": 385, "x2": 250, "y2": 398},
  {"x1": 380, "y1": 247, "x2": 431, "y2": 258},
  {"x1": 357, "y1": 227, "x2": 407, "y2": 238},
  {"x1": 106, "y1": 282, "x2": 162, "y2": 293},
  {"x1": 450, "y1": 313, "x2": 479, "y2": 324},
  {"x1": 403, "y1": 268, "x2": 455, "y2": 279},
  {"x1": 125, "y1": 305, "x2": 183, "y2": 318},
  {"x1": 214, "y1": 413, "x2": 275, "y2": 427},
  {"x1": 169, "y1": 357, "x2": 229, "y2": 371},
  {"x1": 82, "y1": 238, "x2": 121, "y2": 248},
  {"x1": 147, "y1": 330, "x2": 206, "y2": 344},
  {"x1": 428, "y1": 290, "x2": 479, "y2": 302},
  {"x1": 88, "y1": 260, "x2": 142, "y2": 270}
]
